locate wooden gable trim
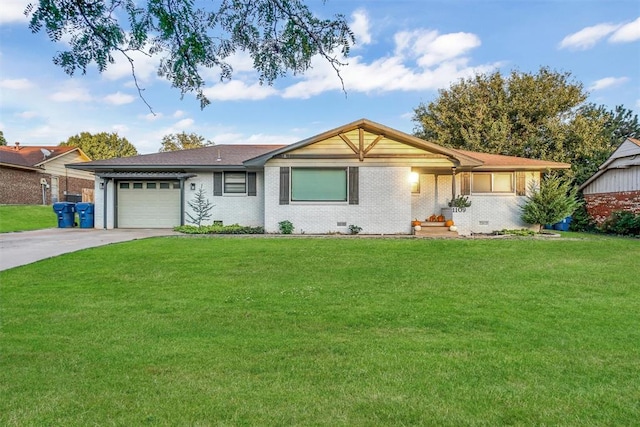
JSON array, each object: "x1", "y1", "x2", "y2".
[{"x1": 338, "y1": 133, "x2": 359, "y2": 155}]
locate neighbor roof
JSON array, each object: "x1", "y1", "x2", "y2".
[
  {"x1": 68, "y1": 145, "x2": 286, "y2": 171},
  {"x1": 0, "y1": 145, "x2": 82, "y2": 170}
]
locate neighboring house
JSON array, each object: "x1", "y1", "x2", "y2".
[
  {"x1": 579, "y1": 137, "x2": 640, "y2": 224},
  {"x1": 0, "y1": 143, "x2": 95, "y2": 205},
  {"x1": 68, "y1": 119, "x2": 570, "y2": 235}
]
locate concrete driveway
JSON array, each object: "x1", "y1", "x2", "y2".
[{"x1": 0, "y1": 228, "x2": 179, "y2": 271}]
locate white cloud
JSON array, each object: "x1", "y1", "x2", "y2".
[
  {"x1": 559, "y1": 23, "x2": 620, "y2": 50},
  {"x1": 202, "y1": 80, "x2": 278, "y2": 101},
  {"x1": 0, "y1": 78, "x2": 34, "y2": 90},
  {"x1": 102, "y1": 49, "x2": 159, "y2": 82},
  {"x1": 211, "y1": 132, "x2": 298, "y2": 145},
  {"x1": 609, "y1": 17, "x2": 640, "y2": 43},
  {"x1": 173, "y1": 110, "x2": 185, "y2": 118},
  {"x1": 174, "y1": 118, "x2": 194, "y2": 129},
  {"x1": 395, "y1": 30, "x2": 481, "y2": 67},
  {"x1": 0, "y1": 0, "x2": 30, "y2": 24},
  {"x1": 16, "y1": 111, "x2": 38, "y2": 119},
  {"x1": 589, "y1": 76, "x2": 629, "y2": 91},
  {"x1": 104, "y1": 91, "x2": 135, "y2": 105},
  {"x1": 351, "y1": 9, "x2": 372, "y2": 47},
  {"x1": 49, "y1": 83, "x2": 92, "y2": 102},
  {"x1": 142, "y1": 112, "x2": 163, "y2": 121},
  {"x1": 112, "y1": 124, "x2": 129, "y2": 134},
  {"x1": 559, "y1": 17, "x2": 640, "y2": 50},
  {"x1": 282, "y1": 28, "x2": 496, "y2": 99}
]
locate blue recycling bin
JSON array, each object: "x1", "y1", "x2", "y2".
[
  {"x1": 52, "y1": 202, "x2": 76, "y2": 228},
  {"x1": 553, "y1": 216, "x2": 572, "y2": 231},
  {"x1": 76, "y1": 202, "x2": 95, "y2": 229}
]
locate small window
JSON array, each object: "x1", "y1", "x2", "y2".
[
  {"x1": 159, "y1": 182, "x2": 170, "y2": 189},
  {"x1": 493, "y1": 173, "x2": 513, "y2": 192},
  {"x1": 133, "y1": 183, "x2": 143, "y2": 189},
  {"x1": 472, "y1": 173, "x2": 514, "y2": 193},
  {"x1": 146, "y1": 183, "x2": 156, "y2": 189},
  {"x1": 472, "y1": 174, "x2": 492, "y2": 193},
  {"x1": 119, "y1": 182, "x2": 130, "y2": 189},
  {"x1": 224, "y1": 172, "x2": 246, "y2": 193},
  {"x1": 172, "y1": 182, "x2": 181, "y2": 189}
]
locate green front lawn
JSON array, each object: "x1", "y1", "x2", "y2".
[
  {"x1": 1, "y1": 237, "x2": 639, "y2": 425},
  {"x1": 0, "y1": 205, "x2": 57, "y2": 232}
]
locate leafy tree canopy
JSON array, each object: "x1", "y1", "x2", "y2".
[
  {"x1": 412, "y1": 67, "x2": 639, "y2": 185},
  {"x1": 0, "y1": 131, "x2": 7, "y2": 146},
  {"x1": 25, "y1": 0, "x2": 354, "y2": 109},
  {"x1": 159, "y1": 132, "x2": 213, "y2": 152},
  {"x1": 60, "y1": 132, "x2": 138, "y2": 160}
]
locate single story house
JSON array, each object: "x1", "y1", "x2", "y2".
[
  {"x1": 68, "y1": 119, "x2": 570, "y2": 235},
  {"x1": 0, "y1": 143, "x2": 95, "y2": 205},
  {"x1": 579, "y1": 137, "x2": 640, "y2": 224}
]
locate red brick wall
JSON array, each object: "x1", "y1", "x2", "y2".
[
  {"x1": 0, "y1": 168, "x2": 47, "y2": 204},
  {"x1": 57, "y1": 175, "x2": 95, "y2": 201},
  {"x1": 584, "y1": 191, "x2": 640, "y2": 224},
  {"x1": 0, "y1": 167, "x2": 94, "y2": 205}
]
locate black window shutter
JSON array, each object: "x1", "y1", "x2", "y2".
[
  {"x1": 247, "y1": 172, "x2": 257, "y2": 196},
  {"x1": 279, "y1": 167, "x2": 289, "y2": 205},
  {"x1": 516, "y1": 172, "x2": 526, "y2": 196},
  {"x1": 460, "y1": 172, "x2": 471, "y2": 195},
  {"x1": 348, "y1": 167, "x2": 359, "y2": 205},
  {"x1": 213, "y1": 172, "x2": 223, "y2": 196}
]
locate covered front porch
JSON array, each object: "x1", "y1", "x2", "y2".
[{"x1": 410, "y1": 167, "x2": 473, "y2": 236}]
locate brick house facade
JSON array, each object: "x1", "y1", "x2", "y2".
[
  {"x1": 0, "y1": 144, "x2": 95, "y2": 205},
  {"x1": 579, "y1": 138, "x2": 640, "y2": 224}
]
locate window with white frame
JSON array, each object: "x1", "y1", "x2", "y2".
[{"x1": 472, "y1": 172, "x2": 514, "y2": 193}]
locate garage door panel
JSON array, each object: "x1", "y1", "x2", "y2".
[{"x1": 118, "y1": 181, "x2": 180, "y2": 228}]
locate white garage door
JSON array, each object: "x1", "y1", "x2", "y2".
[{"x1": 117, "y1": 181, "x2": 181, "y2": 228}]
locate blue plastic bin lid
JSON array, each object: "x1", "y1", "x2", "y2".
[
  {"x1": 53, "y1": 202, "x2": 76, "y2": 212},
  {"x1": 76, "y1": 202, "x2": 94, "y2": 212}
]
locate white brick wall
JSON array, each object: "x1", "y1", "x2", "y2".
[
  {"x1": 264, "y1": 166, "x2": 412, "y2": 234},
  {"x1": 411, "y1": 172, "x2": 539, "y2": 235},
  {"x1": 186, "y1": 172, "x2": 264, "y2": 227},
  {"x1": 93, "y1": 172, "x2": 265, "y2": 229}
]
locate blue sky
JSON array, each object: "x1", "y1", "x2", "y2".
[{"x1": 1, "y1": 0, "x2": 639, "y2": 154}]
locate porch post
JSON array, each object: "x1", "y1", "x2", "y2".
[{"x1": 451, "y1": 167, "x2": 457, "y2": 200}]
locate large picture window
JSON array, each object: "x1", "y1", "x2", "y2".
[
  {"x1": 472, "y1": 172, "x2": 514, "y2": 193},
  {"x1": 291, "y1": 168, "x2": 347, "y2": 202}
]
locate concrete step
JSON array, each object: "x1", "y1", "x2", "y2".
[{"x1": 414, "y1": 225, "x2": 459, "y2": 238}]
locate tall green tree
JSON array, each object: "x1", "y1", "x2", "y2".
[
  {"x1": 25, "y1": 0, "x2": 354, "y2": 109},
  {"x1": 521, "y1": 173, "x2": 581, "y2": 232},
  {"x1": 0, "y1": 131, "x2": 7, "y2": 146},
  {"x1": 411, "y1": 67, "x2": 637, "y2": 185},
  {"x1": 159, "y1": 132, "x2": 213, "y2": 152},
  {"x1": 60, "y1": 132, "x2": 138, "y2": 160}
]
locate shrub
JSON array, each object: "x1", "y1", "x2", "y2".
[
  {"x1": 521, "y1": 173, "x2": 581, "y2": 232},
  {"x1": 448, "y1": 195, "x2": 472, "y2": 208},
  {"x1": 174, "y1": 224, "x2": 265, "y2": 234},
  {"x1": 348, "y1": 224, "x2": 362, "y2": 235},
  {"x1": 599, "y1": 211, "x2": 640, "y2": 236},
  {"x1": 278, "y1": 220, "x2": 294, "y2": 234}
]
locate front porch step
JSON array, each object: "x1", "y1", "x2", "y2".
[{"x1": 414, "y1": 225, "x2": 459, "y2": 238}]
